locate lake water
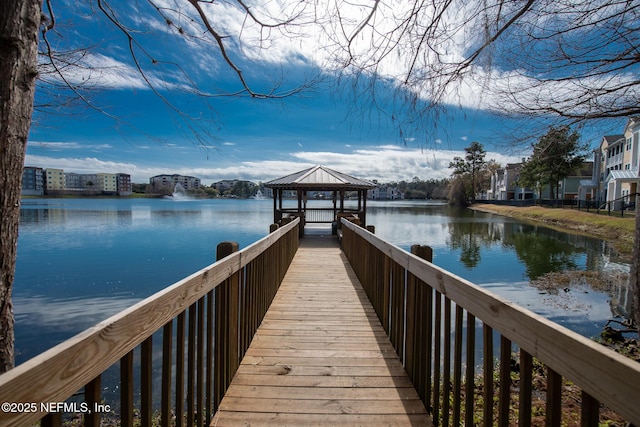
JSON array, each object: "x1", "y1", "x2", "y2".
[{"x1": 14, "y1": 198, "x2": 631, "y2": 365}]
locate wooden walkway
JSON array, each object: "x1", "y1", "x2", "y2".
[{"x1": 212, "y1": 231, "x2": 432, "y2": 426}]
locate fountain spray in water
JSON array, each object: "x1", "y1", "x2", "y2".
[{"x1": 171, "y1": 183, "x2": 192, "y2": 200}]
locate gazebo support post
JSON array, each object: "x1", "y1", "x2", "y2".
[
  {"x1": 272, "y1": 189, "x2": 277, "y2": 223},
  {"x1": 263, "y1": 165, "x2": 375, "y2": 236},
  {"x1": 362, "y1": 190, "x2": 368, "y2": 226}
]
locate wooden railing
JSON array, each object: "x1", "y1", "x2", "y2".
[
  {"x1": 0, "y1": 218, "x2": 300, "y2": 427},
  {"x1": 278, "y1": 207, "x2": 362, "y2": 223},
  {"x1": 340, "y1": 218, "x2": 640, "y2": 426}
]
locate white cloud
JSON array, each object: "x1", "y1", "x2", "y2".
[
  {"x1": 25, "y1": 154, "x2": 142, "y2": 177},
  {"x1": 29, "y1": 141, "x2": 112, "y2": 151}
]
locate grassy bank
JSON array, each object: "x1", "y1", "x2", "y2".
[{"x1": 471, "y1": 203, "x2": 636, "y2": 260}]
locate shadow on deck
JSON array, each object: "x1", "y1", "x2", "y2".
[{"x1": 211, "y1": 230, "x2": 433, "y2": 426}]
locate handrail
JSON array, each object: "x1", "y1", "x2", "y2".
[
  {"x1": 340, "y1": 218, "x2": 640, "y2": 425},
  {"x1": 0, "y1": 217, "x2": 300, "y2": 427}
]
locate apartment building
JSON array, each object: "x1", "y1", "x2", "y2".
[
  {"x1": 488, "y1": 163, "x2": 534, "y2": 200},
  {"x1": 579, "y1": 118, "x2": 640, "y2": 207},
  {"x1": 211, "y1": 179, "x2": 258, "y2": 193},
  {"x1": 22, "y1": 166, "x2": 45, "y2": 196},
  {"x1": 65, "y1": 173, "x2": 98, "y2": 191},
  {"x1": 117, "y1": 173, "x2": 132, "y2": 196},
  {"x1": 23, "y1": 168, "x2": 132, "y2": 196},
  {"x1": 539, "y1": 162, "x2": 593, "y2": 200},
  {"x1": 369, "y1": 185, "x2": 405, "y2": 200},
  {"x1": 150, "y1": 174, "x2": 201, "y2": 191},
  {"x1": 96, "y1": 173, "x2": 117, "y2": 193},
  {"x1": 602, "y1": 118, "x2": 640, "y2": 205},
  {"x1": 45, "y1": 169, "x2": 65, "y2": 191}
]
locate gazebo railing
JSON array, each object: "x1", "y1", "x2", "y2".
[{"x1": 278, "y1": 208, "x2": 362, "y2": 224}]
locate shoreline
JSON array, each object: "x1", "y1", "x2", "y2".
[{"x1": 470, "y1": 203, "x2": 636, "y2": 261}]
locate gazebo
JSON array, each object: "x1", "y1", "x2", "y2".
[{"x1": 264, "y1": 165, "x2": 376, "y2": 233}]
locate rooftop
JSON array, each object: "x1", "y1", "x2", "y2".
[{"x1": 264, "y1": 165, "x2": 376, "y2": 190}]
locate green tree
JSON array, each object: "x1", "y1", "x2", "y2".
[
  {"x1": 517, "y1": 159, "x2": 545, "y2": 199},
  {"x1": 465, "y1": 142, "x2": 487, "y2": 200},
  {"x1": 449, "y1": 141, "x2": 488, "y2": 202},
  {"x1": 446, "y1": 175, "x2": 470, "y2": 206},
  {"x1": 522, "y1": 127, "x2": 588, "y2": 199}
]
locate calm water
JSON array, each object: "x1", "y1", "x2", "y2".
[{"x1": 14, "y1": 198, "x2": 631, "y2": 364}]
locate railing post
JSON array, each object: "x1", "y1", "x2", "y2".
[
  {"x1": 214, "y1": 241, "x2": 240, "y2": 409},
  {"x1": 407, "y1": 245, "x2": 433, "y2": 413},
  {"x1": 411, "y1": 245, "x2": 433, "y2": 263}
]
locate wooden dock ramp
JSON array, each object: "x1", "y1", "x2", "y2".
[{"x1": 212, "y1": 230, "x2": 432, "y2": 426}]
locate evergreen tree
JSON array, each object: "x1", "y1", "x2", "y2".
[
  {"x1": 522, "y1": 127, "x2": 588, "y2": 199},
  {"x1": 449, "y1": 141, "x2": 488, "y2": 202}
]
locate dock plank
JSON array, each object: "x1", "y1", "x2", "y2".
[{"x1": 211, "y1": 235, "x2": 432, "y2": 426}]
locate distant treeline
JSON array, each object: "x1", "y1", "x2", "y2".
[
  {"x1": 384, "y1": 178, "x2": 450, "y2": 200},
  {"x1": 132, "y1": 177, "x2": 451, "y2": 200}
]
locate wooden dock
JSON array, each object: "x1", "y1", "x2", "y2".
[{"x1": 211, "y1": 231, "x2": 432, "y2": 426}]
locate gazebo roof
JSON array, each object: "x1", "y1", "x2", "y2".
[{"x1": 264, "y1": 165, "x2": 376, "y2": 190}]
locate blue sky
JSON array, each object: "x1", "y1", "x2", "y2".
[{"x1": 25, "y1": 0, "x2": 621, "y2": 184}]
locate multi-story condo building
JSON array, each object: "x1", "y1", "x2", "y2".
[
  {"x1": 369, "y1": 185, "x2": 405, "y2": 200},
  {"x1": 22, "y1": 166, "x2": 45, "y2": 196},
  {"x1": 65, "y1": 173, "x2": 98, "y2": 191},
  {"x1": 539, "y1": 162, "x2": 593, "y2": 200},
  {"x1": 211, "y1": 179, "x2": 258, "y2": 193},
  {"x1": 151, "y1": 174, "x2": 201, "y2": 191},
  {"x1": 97, "y1": 173, "x2": 118, "y2": 193},
  {"x1": 45, "y1": 168, "x2": 65, "y2": 191},
  {"x1": 23, "y1": 168, "x2": 132, "y2": 196},
  {"x1": 567, "y1": 118, "x2": 640, "y2": 208},
  {"x1": 488, "y1": 163, "x2": 534, "y2": 200},
  {"x1": 488, "y1": 161, "x2": 592, "y2": 201},
  {"x1": 593, "y1": 118, "x2": 640, "y2": 208},
  {"x1": 117, "y1": 173, "x2": 132, "y2": 196}
]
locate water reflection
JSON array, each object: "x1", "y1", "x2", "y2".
[
  {"x1": 14, "y1": 198, "x2": 632, "y2": 365},
  {"x1": 504, "y1": 225, "x2": 579, "y2": 279},
  {"x1": 364, "y1": 201, "x2": 631, "y2": 330},
  {"x1": 446, "y1": 219, "x2": 503, "y2": 269}
]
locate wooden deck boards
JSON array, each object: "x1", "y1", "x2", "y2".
[{"x1": 211, "y1": 233, "x2": 432, "y2": 426}]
